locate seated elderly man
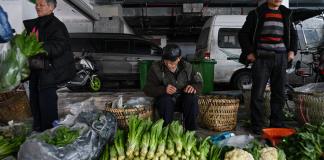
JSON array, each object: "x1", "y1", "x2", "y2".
[{"x1": 143, "y1": 44, "x2": 203, "y2": 130}]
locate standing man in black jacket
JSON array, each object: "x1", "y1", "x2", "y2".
[
  {"x1": 238, "y1": 0, "x2": 323, "y2": 134},
  {"x1": 144, "y1": 44, "x2": 203, "y2": 130},
  {"x1": 23, "y1": 0, "x2": 75, "y2": 131}
]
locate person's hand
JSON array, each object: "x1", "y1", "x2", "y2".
[
  {"x1": 247, "y1": 53, "x2": 256, "y2": 62},
  {"x1": 184, "y1": 85, "x2": 196, "y2": 94},
  {"x1": 288, "y1": 51, "x2": 295, "y2": 62},
  {"x1": 166, "y1": 84, "x2": 177, "y2": 95}
]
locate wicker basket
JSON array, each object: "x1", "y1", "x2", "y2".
[
  {"x1": 0, "y1": 91, "x2": 16, "y2": 102},
  {"x1": 105, "y1": 105, "x2": 152, "y2": 128},
  {"x1": 198, "y1": 95, "x2": 240, "y2": 131},
  {"x1": 293, "y1": 92, "x2": 324, "y2": 125},
  {"x1": 0, "y1": 91, "x2": 32, "y2": 123}
]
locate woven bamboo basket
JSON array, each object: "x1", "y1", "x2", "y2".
[
  {"x1": 293, "y1": 92, "x2": 324, "y2": 125},
  {"x1": 0, "y1": 91, "x2": 32, "y2": 123},
  {"x1": 198, "y1": 95, "x2": 240, "y2": 131},
  {"x1": 105, "y1": 104, "x2": 152, "y2": 128},
  {"x1": 0, "y1": 91, "x2": 16, "y2": 102}
]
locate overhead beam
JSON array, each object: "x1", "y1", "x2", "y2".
[{"x1": 64, "y1": 0, "x2": 99, "y2": 20}]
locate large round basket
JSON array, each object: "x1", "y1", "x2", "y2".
[
  {"x1": 293, "y1": 92, "x2": 324, "y2": 125},
  {"x1": 105, "y1": 105, "x2": 152, "y2": 128},
  {"x1": 198, "y1": 95, "x2": 240, "y2": 131},
  {"x1": 0, "y1": 91, "x2": 32, "y2": 123}
]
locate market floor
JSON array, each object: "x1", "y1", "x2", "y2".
[{"x1": 57, "y1": 88, "x2": 300, "y2": 138}]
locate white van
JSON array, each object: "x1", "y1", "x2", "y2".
[{"x1": 196, "y1": 15, "x2": 249, "y2": 89}]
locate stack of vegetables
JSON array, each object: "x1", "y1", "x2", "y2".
[
  {"x1": 279, "y1": 123, "x2": 324, "y2": 160},
  {"x1": 0, "y1": 31, "x2": 45, "y2": 92},
  {"x1": 100, "y1": 116, "x2": 221, "y2": 160}
]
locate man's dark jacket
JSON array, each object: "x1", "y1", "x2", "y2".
[
  {"x1": 238, "y1": 3, "x2": 323, "y2": 65},
  {"x1": 144, "y1": 60, "x2": 203, "y2": 97},
  {"x1": 23, "y1": 13, "x2": 75, "y2": 88}
]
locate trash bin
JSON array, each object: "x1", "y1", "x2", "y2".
[
  {"x1": 190, "y1": 59, "x2": 216, "y2": 94},
  {"x1": 139, "y1": 60, "x2": 154, "y2": 90}
]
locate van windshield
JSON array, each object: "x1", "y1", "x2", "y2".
[{"x1": 197, "y1": 27, "x2": 210, "y2": 49}]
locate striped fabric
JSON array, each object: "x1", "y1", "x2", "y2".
[{"x1": 257, "y1": 9, "x2": 286, "y2": 55}]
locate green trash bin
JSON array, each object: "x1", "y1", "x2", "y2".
[
  {"x1": 139, "y1": 60, "x2": 154, "y2": 90},
  {"x1": 190, "y1": 59, "x2": 216, "y2": 94}
]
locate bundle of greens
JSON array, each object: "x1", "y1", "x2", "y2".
[
  {"x1": 279, "y1": 123, "x2": 324, "y2": 160},
  {"x1": 0, "y1": 31, "x2": 44, "y2": 93},
  {"x1": 0, "y1": 135, "x2": 25, "y2": 159},
  {"x1": 14, "y1": 32, "x2": 45, "y2": 57},
  {"x1": 40, "y1": 126, "x2": 79, "y2": 147},
  {"x1": 100, "y1": 116, "x2": 215, "y2": 160}
]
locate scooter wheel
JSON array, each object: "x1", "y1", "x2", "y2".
[{"x1": 89, "y1": 75, "x2": 101, "y2": 92}]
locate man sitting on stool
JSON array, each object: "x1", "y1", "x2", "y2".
[{"x1": 144, "y1": 44, "x2": 203, "y2": 130}]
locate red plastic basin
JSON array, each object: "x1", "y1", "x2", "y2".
[{"x1": 262, "y1": 128, "x2": 296, "y2": 146}]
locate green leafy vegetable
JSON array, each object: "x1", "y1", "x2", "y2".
[
  {"x1": 279, "y1": 123, "x2": 324, "y2": 160},
  {"x1": 40, "y1": 126, "x2": 79, "y2": 147}
]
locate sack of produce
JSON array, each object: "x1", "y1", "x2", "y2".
[
  {"x1": 18, "y1": 111, "x2": 117, "y2": 160},
  {"x1": 0, "y1": 32, "x2": 45, "y2": 93}
]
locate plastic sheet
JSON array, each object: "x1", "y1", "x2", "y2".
[
  {"x1": 0, "y1": 6, "x2": 13, "y2": 43},
  {"x1": 294, "y1": 82, "x2": 324, "y2": 95},
  {"x1": 0, "y1": 43, "x2": 29, "y2": 93},
  {"x1": 218, "y1": 135, "x2": 255, "y2": 148},
  {"x1": 18, "y1": 111, "x2": 117, "y2": 160}
]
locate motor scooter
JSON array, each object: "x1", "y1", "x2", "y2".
[{"x1": 66, "y1": 52, "x2": 101, "y2": 92}]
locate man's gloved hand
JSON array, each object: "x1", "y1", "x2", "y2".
[
  {"x1": 166, "y1": 84, "x2": 177, "y2": 95},
  {"x1": 184, "y1": 85, "x2": 196, "y2": 94}
]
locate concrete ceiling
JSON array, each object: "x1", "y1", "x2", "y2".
[{"x1": 92, "y1": 0, "x2": 324, "y2": 6}]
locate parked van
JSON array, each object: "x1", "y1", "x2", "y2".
[
  {"x1": 69, "y1": 33, "x2": 162, "y2": 82},
  {"x1": 196, "y1": 15, "x2": 249, "y2": 89}
]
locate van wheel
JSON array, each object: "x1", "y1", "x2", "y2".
[{"x1": 231, "y1": 70, "x2": 252, "y2": 90}]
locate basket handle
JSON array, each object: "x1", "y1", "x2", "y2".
[{"x1": 298, "y1": 96, "x2": 309, "y2": 123}]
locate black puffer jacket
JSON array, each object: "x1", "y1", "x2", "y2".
[
  {"x1": 238, "y1": 2, "x2": 323, "y2": 65},
  {"x1": 23, "y1": 13, "x2": 75, "y2": 88},
  {"x1": 144, "y1": 60, "x2": 203, "y2": 97}
]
